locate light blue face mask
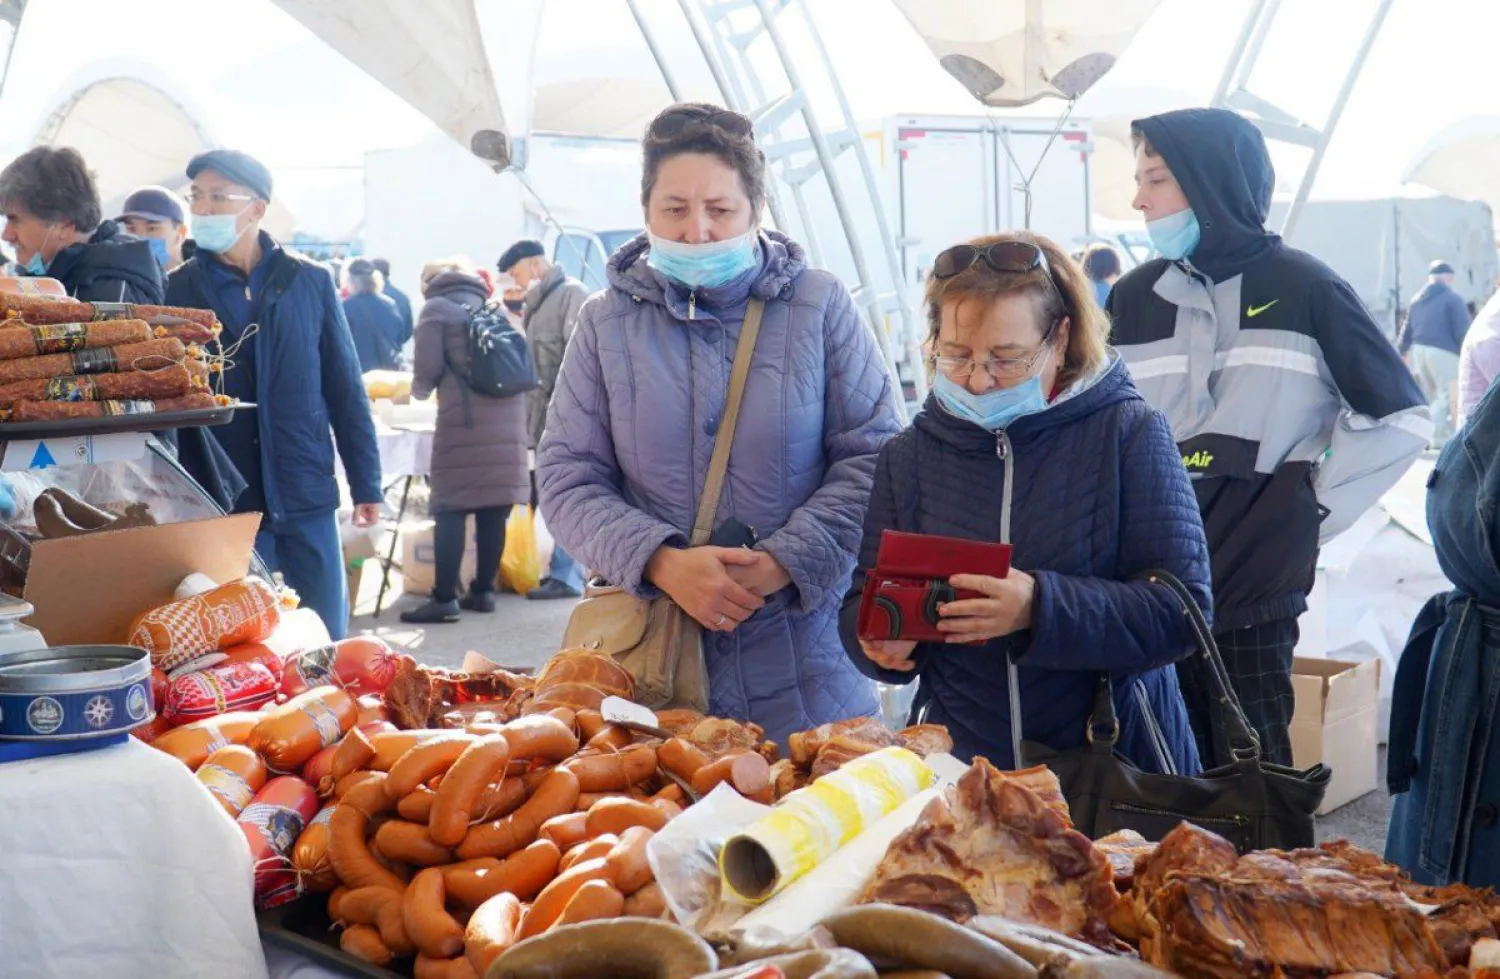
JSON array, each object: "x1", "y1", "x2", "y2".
[
  {"x1": 1147, "y1": 207, "x2": 1201, "y2": 261},
  {"x1": 23, "y1": 223, "x2": 57, "y2": 276},
  {"x1": 647, "y1": 230, "x2": 758, "y2": 290},
  {"x1": 933, "y1": 346, "x2": 1055, "y2": 432},
  {"x1": 190, "y1": 210, "x2": 247, "y2": 254},
  {"x1": 146, "y1": 236, "x2": 170, "y2": 268}
]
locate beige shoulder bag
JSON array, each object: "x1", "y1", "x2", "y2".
[{"x1": 559, "y1": 298, "x2": 766, "y2": 710}]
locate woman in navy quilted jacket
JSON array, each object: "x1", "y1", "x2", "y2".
[
  {"x1": 840, "y1": 232, "x2": 1211, "y2": 774},
  {"x1": 537, "y1": 104, "x2": 905, "y2": 745}
]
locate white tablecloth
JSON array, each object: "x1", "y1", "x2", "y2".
[
  {"x1": 0, "y1": 738, "x2": 269, "y2": 979},
  {"x1": 375, "y1": 424, "x2": 434, "y2": 481}
]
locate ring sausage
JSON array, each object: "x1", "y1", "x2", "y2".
[
  {"x1": 559, "y1": 834, "x2": 618, "y2": 873},
  {"x1": 341, "y1": 885, "x2": 416, "y2": 956},
  {"x1": 331, "y1": 726, "x2": 377, "y2": 781},
  {"x1": 574, "y1": 709, "x2": 607, "y2": 742},
  {"x1": 537, "y1": 811, "x2": 590, "y2": 851},
  {"x1": 604, "y1": 826, "x2": 656, "y2": 896},
  {"x1": 327, "y1": 885, "x2": 352, "y2": 923},
  {"x1": 585, "y1": 724, "x2": 632, "y2": 751},
  {"x1": 455, "y1": 838, "x2": 562, "y2": 905},
  {"x1": 291, "y1": 804, "x2": 339, "y2": 892},
  {"x1": 466, "y1": 891, "x2": 523, "y2": 975},
  {"x1": 690, "y1": 752, "x2": 772, "y2": 802},
  {"x1": 430, "y1": 733, "x2": 511, "y2": 846},
  {"x1": 545, "y1": 706, "x2": 578, "y2": 733},
  {"x1": 402, "y1": 866, "x2": 465, "y2": 959},
  {"x1": 335, "y1": 770, "x2": 380, "y2": 800},
  {"x1": 457, "y1": 767, "x2": 580, "y2": 861},
  {"x1": 564, "y1": 744, "x2": 657, "y2": 793},
  {"x1": 339, "y1": 923, "x2": 393, "y2": 966},
  {"x1": 474, "y1": 778, "x2": 527, "y2": 822},
  {"x1": 658, "y1": 738, "x2": 711, "y2": 784},
  {"x1": 622, "y1": 881, "x2": 668, "y2": 919},
  {"x1": 327, "y1": 772, "x2": 406, "y2": 891},
  {"x1": 385, "y1": 733, "x2": 477, "y2": 798},
  {"x1": 574, "y1": 792, "x2": 632, "y2": 813},
  {"x1": 367, "y1": 729, "x2": 448, "y2": 771},
  {"x1": 552, "y1": 879, "x2": 625, "y2": 929},
  {"x1": 398, "y1": 786, "x2": 438, "y2": 823},
  {"x1": 373, "y1": 819, "x2": 455, "y2": 867},
  {"x1": 501, "y1": 715, "x2": 580, "y2": 763},
  {"x1": 651, "y1": 783, "x2": 687, "y2": 806},
  {"x1": 517, "y1": 857, "x2": 617, "y2": 941},
  {"x1": 585, "y1": 797, "x2": 670, "y2": 837}
]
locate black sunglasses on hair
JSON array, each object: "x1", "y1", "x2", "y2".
[
  {"x1": 648, "y1": 106, "x2": 754, "y2": 142},
  {"x1": 932, "y1": 239, "x2": 1066, "y2": 304}
]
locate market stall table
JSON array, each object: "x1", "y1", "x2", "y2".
[
  {"x1": 0, "y1": 737, "x2": 268, "y2": 978},
  {"x1": 369, "y1": 421, "x2": 433, "y2": 617}
]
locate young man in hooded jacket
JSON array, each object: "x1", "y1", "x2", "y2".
[{"x1": 1106, "y1": 108, "x2": 1428, "y2": 767}]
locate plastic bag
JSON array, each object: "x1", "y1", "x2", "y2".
[{"x1": 499, "y1": 504, "x2": 542, "y2": 595}]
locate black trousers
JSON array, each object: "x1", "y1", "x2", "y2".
[
  {"x1": 432, "y1": 506, "x2": 510, "y2": 603},
  {"x1": 1178, "y1": 617, "x2": 1299, "y2": 768}
]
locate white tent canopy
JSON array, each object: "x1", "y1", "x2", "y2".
[{"x1": 1404, "y1": 115, "x2": 1500, "y2": 225}]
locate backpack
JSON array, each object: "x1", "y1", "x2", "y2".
[{"x1": 450, "y1": 302, "x2": 540, "y2": 399}]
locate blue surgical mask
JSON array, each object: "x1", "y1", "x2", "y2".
[
  {"x1": 933, "y1": 347, "x2": 1055, "y2": 431},
  {"x1": 22, "y1": 224, "x2": 56, "y2": 277},
  {"x1": 647, "y1": 230, "x2": 758, "y2": 290},
  {"x1": 1147, "y1": 208, "x2": 1201, "y2": 261},
  {"x1": 191, "y1": 210, "x2": 247, "y2": 254},
  {"x1": 146, "y1": 236, "x2": 170, "y2": 268}
]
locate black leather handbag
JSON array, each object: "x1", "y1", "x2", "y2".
[{"x1": 1020, "y1": 570, "x2": 1331, "y2": 851}]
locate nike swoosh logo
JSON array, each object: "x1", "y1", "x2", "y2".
[{"x1": 1246, "y1": 300, "x2": 1279, "y2": 318}]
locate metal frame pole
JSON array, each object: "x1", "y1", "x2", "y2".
[
  {"x1": 1212, "y1": 0, "x2": 1270, "y2": 105},
  {"x1": 624, "y1": 0, "x2": 683, "y2": 101}
]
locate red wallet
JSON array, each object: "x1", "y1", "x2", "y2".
[{"x1": 856, "y1": 530, "x2": 1013, "y2": 643}]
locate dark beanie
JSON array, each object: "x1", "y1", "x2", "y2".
[{"x1": 498, "y1": 239, "x2": 545, "y2": 273}]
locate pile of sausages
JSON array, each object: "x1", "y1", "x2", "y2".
[{"x1": 305, "y1": 704, "x2": 780, "y2": 978}]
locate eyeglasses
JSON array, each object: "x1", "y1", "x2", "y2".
[
  {"x1": 647, "y1": 106, "x2": 754, "y2": 142},
  {"x1": 184, "y1": 190, "x2": 256, "y2": 207},
  {"x1": 929, "y1": 319, "x2": 1060, "y2": 383}
]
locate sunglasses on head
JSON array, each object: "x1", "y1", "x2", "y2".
[
  {"x1": 647, "y1": 106, "x2": 754, "y2": 142},
  {"x1": 934, "y1": 240, "x2": 1056, "y2": 279}
]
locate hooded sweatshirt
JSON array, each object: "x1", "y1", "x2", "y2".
[{"x1": 1107, "y1": 108, "x2": 1428, "y2": 631}]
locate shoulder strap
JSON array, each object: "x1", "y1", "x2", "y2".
[{"x1": 689, "y1": 298, "x2": 765, "y2": 547}]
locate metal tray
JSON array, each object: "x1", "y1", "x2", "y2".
[
  {"x1": 0, "y1": 644, "x2": 153, "y2": 740},
  {"x1": 0, "y1": 402, "x2": 254, "y2": 440},
  {"x1": 258, "y1": 896, "x2": 408, "y2": 979}
]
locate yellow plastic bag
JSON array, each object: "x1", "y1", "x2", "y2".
[{"x1": 499, "y1": 505, "x2": 542, "y2": 595}]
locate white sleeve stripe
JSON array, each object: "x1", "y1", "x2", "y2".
[
  {"x1": 1124, "y1": 354, "x2": 1189, "y2": 380},
  {"x1": 1390, "y1": 410, "x2": 1436, "y2": 442},
  {"x1": 1216, "y1": 346, "x2": 1323, "y2": 378}
]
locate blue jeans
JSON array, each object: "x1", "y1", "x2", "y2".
[
  {"x1": 255, "y1": 512, "x2": 348, "y2": 641},
  {"x1": 548, "y1": 540, "x2": 586, "y2": 592}
]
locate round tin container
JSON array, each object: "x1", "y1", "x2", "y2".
[{"x1": 0, "y1": 645, "x2": 154, "y2": 740}]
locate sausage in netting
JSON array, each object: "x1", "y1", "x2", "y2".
[
  {"x1": 0, "y1": 336, "x2": 185, "y2": 384},
  {"x1": 456, "y1": 767, "x2": 580, "y2": 861},
  {"x1": 559, "y1": 834, "x2": 618, "y2": 873},
  {"x1": 402, "y1": 866, "x2": 466, "y2": 959},
  {"x1": 385, "y1": 733, "x2": 477, "y2": 798},
  {"x1": 466, "y1": 891, "x2": 523, "y2": 976},
  {"x1": 447, "y1": 838, "x2": 561, "y2": 907},
  {"x1": 501, "y1": 715, "x2": 579, "y2": 763},
  {"x1": 327, "y1": 772, "x2": 407, "y2": 891},
  {"x1": 0, "y1": 320, "x2": 151, "y2": 360},
  {"x1": 604, "y1": 826, "x2": 656, "y2": 896},
  {"x1": 516, "y1": 857, "x2": 618, "y2": 940},
  {"x1": 0, "y1": 362, "x2": 194, "y2": 403},
  {"x1": 429, "y1": 733, "x2": 511, "y2": 846},
  {"x1": 563, "y1": 744, "x2": 658, "y2": 793},
  {"x1": 373, "y1": 819, "x2": 455, "y2": 866}
]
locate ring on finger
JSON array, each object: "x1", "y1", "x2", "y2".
[{"x1": 716, "y1": 613, "x2": 728, "y2": 626}]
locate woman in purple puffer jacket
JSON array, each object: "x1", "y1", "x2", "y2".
[{"x1": 536, "y1": 103, "x2": 905, "y2": 744}]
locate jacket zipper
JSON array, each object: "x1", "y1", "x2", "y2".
[
  {"x1": 688, "y1": 292, "x2": 697, "y2": 320},
  {"x1": 1133, "y1": 681, "x2": 1178, "y2": 775},
  {"x1": 998, "y1": 431, "x2": 1026, "y2": 769},
  {"x1": 1111, "y1": 801, "x2": 1248, "y2": 827}
]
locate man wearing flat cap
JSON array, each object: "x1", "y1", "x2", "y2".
[
  {"x1": 166, "y1": 148, "x2": 383, "y2": 639},
  {"x1": 1399, "y1": 259, "x2": 1472, "y2": 447}
]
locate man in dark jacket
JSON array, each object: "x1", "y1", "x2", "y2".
[
  {"x1": 371, "y1": 257, "x2": 414, "y2": 341},
  {"x1": 1108, "y1": 108, "x2": 1428, "y2": 766},
  {"x1": 0, "y1": 146, "x2": 164, "y2": 303},
  {"x1": 342, "y1": 258, "x2": 408, "y2": 370},
  {"x1": 1399, "y1": 260, "x2": 1470, "y2": 446},
  {"x1": 166, "y1": 149, "x2": 383, "y2": 640},
  {"x1": 500, "y1": 238, "x2": 590, "y2": 600}
]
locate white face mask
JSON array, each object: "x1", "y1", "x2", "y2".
[{"x1": 646, "y1": 229, "x2": 758, "y2": 290}]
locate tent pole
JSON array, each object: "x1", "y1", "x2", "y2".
[
  {"x1": 1212, "y1": 0, "x2": 1270, "y2": 106},
  {"x1": 624, "y1": 0, "x2": 683, "y2": 101}
]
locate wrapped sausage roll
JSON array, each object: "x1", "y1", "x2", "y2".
[
  {"x1": 0, "y1": 295, "x2": 220, "y2": 331},
  {"x1": 0, "y1": 337, "x2": 185, "y2": 384},
  {"x1": 1, "y1": 391, "x2": 221, "y2": 422},
  {"x1": 0, "y1": 320, "x2": 152, "y2": 360},
  {"x1": 0, "y1": 363, "x2": 196, "y2": 403}
]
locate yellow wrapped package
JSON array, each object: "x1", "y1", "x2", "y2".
[{"x1": 719, "y1": 745, "x2": 933, "y2": 903}]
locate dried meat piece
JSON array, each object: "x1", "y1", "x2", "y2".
[
  {"x1": 1094, "y1": 829, "x2": 1156, "y2": 892},
  {"x1": 787, "y1": 716, "x2": 895, "y2": 766},
  {"x1": 860, "y1": 756, "x2": 1118, "y2": 947},
  {"x1": 896, "y1": 723, "x2": 953, "y2": 758}
]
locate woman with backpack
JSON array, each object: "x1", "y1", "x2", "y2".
[{"x1": 402, "y1": 256, "x2": 531, "y2": 624}]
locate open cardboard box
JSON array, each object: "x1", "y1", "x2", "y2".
[
  {"x1": 1290, "y1": 655, "x2": 1381, "y2": 815},
  {"x1": 22, "y1": 513, "x2": 260, "y2": 646}
]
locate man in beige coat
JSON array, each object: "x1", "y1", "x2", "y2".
[{"x1": 499, "y1": 239, "x2": 591, "y2": 599}]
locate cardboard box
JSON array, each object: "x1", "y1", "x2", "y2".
[
  {"x1": 23, "y1": 513, "x2": 261, "y2": 646},
  {"x1": 1290, "y1": 656, "x2": 1381, "y2": 814},
  {"x1": 401, "y1": 521, "x2": 475, "y2": 597}
]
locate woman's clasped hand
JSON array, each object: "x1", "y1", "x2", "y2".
[{"x1": 647, "y1": 545, "x2": 791, "y2": 632}]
